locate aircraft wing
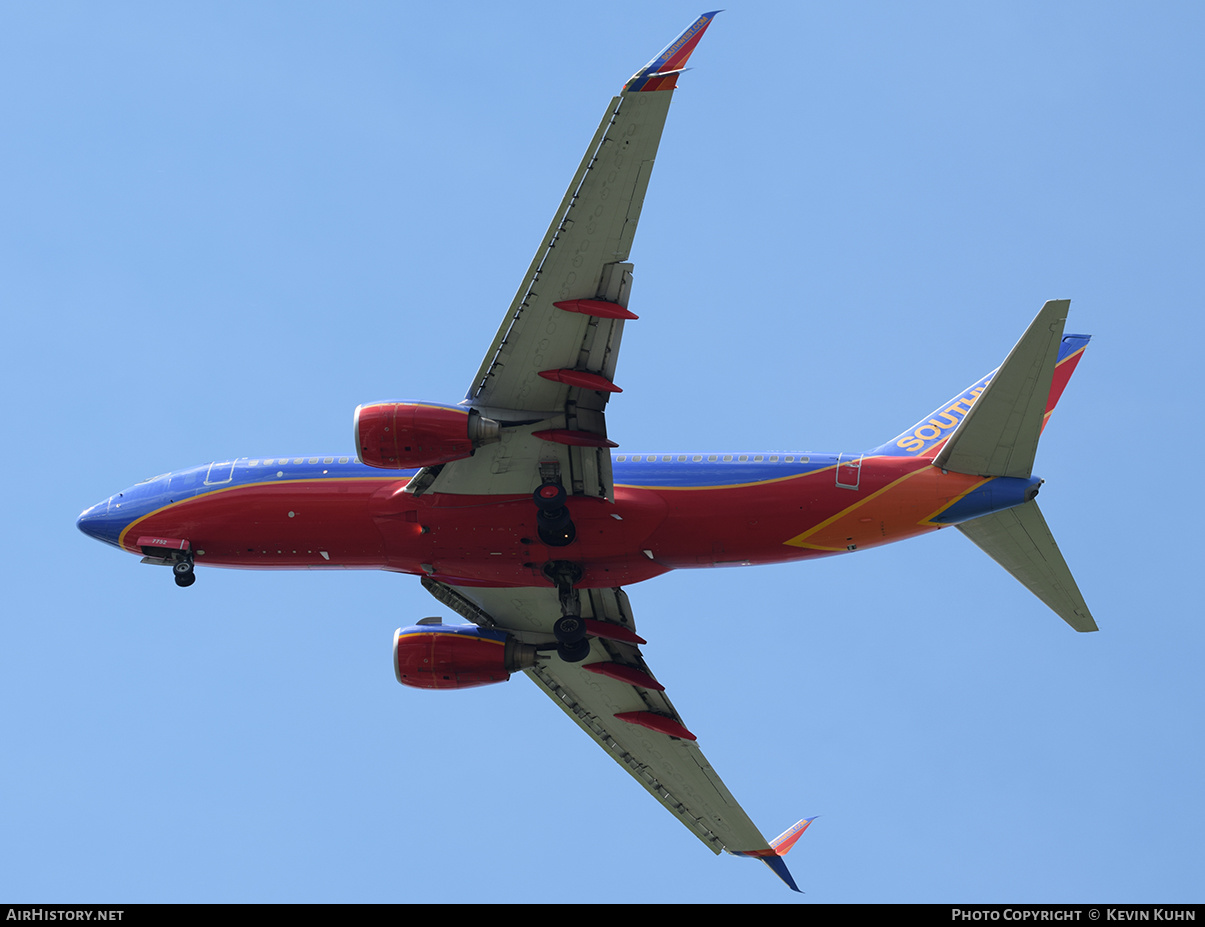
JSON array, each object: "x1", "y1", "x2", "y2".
[
  {"x1": 422, "y1": 576, "x2": 807, "y2": 891},
  {"x1": 409, "y1": 14, "x2": 811, "y2": 891},
  {"x1": 415, "y1": 12, "x2": 719, "y2": 502}
]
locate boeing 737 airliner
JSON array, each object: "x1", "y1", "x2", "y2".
[{"x1": 77, "y1": 12, "x2": 1094, "y2": 891}]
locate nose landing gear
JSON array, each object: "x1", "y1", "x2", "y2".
[
  {"x1": 135, "y1": 537, "x2": 196, "y2": 588},
  {"x1": 172, "y1": 558, "x2": 195, "y2": 587}
]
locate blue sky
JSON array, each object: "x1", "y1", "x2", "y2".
[{"x1": 4, "y1": 2, "x2": 1203, "y2": 903}]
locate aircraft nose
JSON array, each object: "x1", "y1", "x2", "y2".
[{"x1": 76, "y1": 496, "x2": 124, "y2": 547}]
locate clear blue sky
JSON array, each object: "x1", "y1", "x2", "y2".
[{"x1": 3, "y1": 2, "x2": 1202, "y2": 903}]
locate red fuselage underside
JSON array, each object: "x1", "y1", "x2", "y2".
[{"x1": 117, "y1": 457, "x2": 990, "y2": 588}]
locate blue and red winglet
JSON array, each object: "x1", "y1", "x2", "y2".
[
  {"x1": 729, "y1": 816, "x2": 818, "y2": 892},
  {"x1": 623, "y1": 11, "x2": 721, "y2": 93}
]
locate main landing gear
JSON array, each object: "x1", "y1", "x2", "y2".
[
  {"x1": 544, "y1": 560, "x2": 589, "y2": 663},
  {"x1": 530, "y1": 474, "x2": 587, "y2": 661},
  {"x1": 533, "y1": 482, "x2": 576, "y2": 547}
]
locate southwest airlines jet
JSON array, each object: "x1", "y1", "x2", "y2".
[{"x1": 76, "y1": 13, "x2": 1094, "y2": 892}]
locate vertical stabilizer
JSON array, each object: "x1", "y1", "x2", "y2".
[
  {"x1": 933, "y1": 300, "x2": 1069, "y2": 478},
  {"x1": 865, "y1": 320, "x2": 1088, "y2": 464}
]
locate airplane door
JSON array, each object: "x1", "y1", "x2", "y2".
[{"x1": 836, "y1": 454, "x2": 861, "y2": 490}]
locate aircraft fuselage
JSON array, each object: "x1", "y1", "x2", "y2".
[{"x1": 78, "y1": 452, "x2": 1040, "y2": 589}]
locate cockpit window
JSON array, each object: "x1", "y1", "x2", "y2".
[{"x1": 135, "y1": 473, "x2": 169, "y2": 484}]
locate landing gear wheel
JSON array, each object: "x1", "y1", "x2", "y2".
[
  {"x1": 553, "y1": 614, "x2": 586, "y2": 644},
  {"x1": 533, "y1": 483, "x2": 567, "y2": 510},
  {"x1": 557, "y1": 637, "x2": 591, "y2": 663},
  {"x1": 172, "y1": 559, "x2": 195, "y2": 587},
  {"x1": 534, "y1": 482, "x2": 575, "y2": 547}
]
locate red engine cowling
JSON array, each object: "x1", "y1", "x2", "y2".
[
  {"x1": 353, "y1": 401, "x2": 500, "y2": 469},
  {"x1": 393, "y1": 623, "x2": 538, "y2": 689}
]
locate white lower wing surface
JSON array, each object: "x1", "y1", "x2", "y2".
[{"x1": 422, "y1": 578, "x2": 776, "y2": 855}]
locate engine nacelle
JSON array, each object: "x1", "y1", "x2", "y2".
[
  {"x1": 354, "y1": 401, "x2": 500, "y2": 469},
  {"x1": 393, "y1": 623, "x2": 539, "y2": 689}
]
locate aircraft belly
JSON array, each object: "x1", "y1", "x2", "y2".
[
  {"x1": 122, "y1": 479, "x2": 390, "y2": 569},
  {"x1": 643, "y1": 458, "x2": 999, "y2": 563},
  {"x1": 380, "y1": 486, "x2": 672, "y2": 588},
  {"x1": 781, "y1": 460, "x2": 994, "y2": 552}
]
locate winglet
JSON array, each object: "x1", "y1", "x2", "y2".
[
  {"x1": 624, "y1": 11, "x2": 721, "y2": 93},
  {"x1": 729, "y1": 816, "x2": 817, "y2": 892},
  {"x1": 771, "y1": 815, "x2": 818, "y2": 856},
  {"x1": 761, "y1": 854, "x2": 802, "y2": 893}
]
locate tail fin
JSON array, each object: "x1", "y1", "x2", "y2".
[
  {"x1": 935, "y1": 299, "x2": 1074, "y2": 478},
  {"x1": 867, "y1": 302, "x2": 1090, "y2": 464},
  {"x1": 869, "y1": 300, "x2": 1096, "y2": 632}
]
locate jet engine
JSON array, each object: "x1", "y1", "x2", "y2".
[
  {"x1": 354, "y1": 401, "x2": 500, "y2": 469},
  {"x1": 393, "y1": 622, "x2": 539, "y2": 689}
]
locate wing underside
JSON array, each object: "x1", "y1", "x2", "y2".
[
  {"x1": 421, "y1": 23, "x2": 704, "y2": 502},
  {"x1": 422, "y1": 577, "x2": 772, "y2": 856}
]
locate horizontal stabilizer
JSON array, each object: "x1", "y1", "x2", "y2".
[
  {"x1": 957, "y1": 500, "x2": 1097, "y2": 632},
  {"x1": 935, "y1": 300, "x2": 1069, "y2": 478}
]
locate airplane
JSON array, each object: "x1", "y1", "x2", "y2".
[{"x1": 75, "y1": 11, "x2": 1096, "y2": 892}]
